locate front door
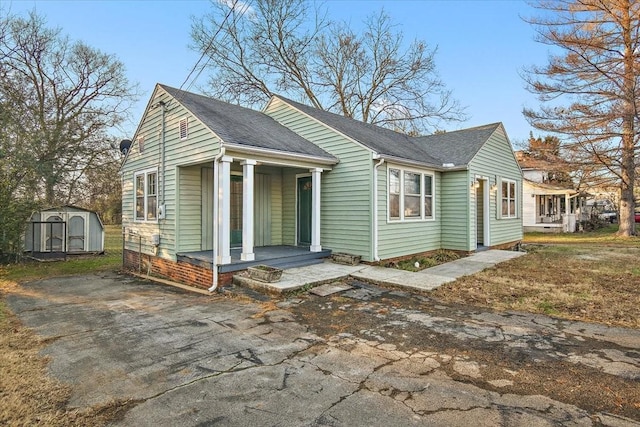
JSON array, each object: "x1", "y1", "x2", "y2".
[{"x1": 297, "y1": 176, "x2": 312, "y2": 246}]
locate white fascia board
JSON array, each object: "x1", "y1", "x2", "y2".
[
  {"x1": 223, "y1": 142, "x2": 337, "y2": 168},
  {"x1": 377, "y1": 154, "x2": 467, "y2": 172}
]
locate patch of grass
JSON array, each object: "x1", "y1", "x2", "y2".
[
  {"x1": 431, "y1": 249, "x2": 460, "y2": 263},
  {"x1": 386, "y1": 250, "x2": 460, "y2": 272},
  {"x1": 537, "y1": 301, "x2": 559, "y2": 315},
  {"x1": 2, "y1": 225, "x2": 122, "y2": 284},
  {"x1": 393, "y1": 257, "x2": 436, "y2": 272},
  {"x1": 432, "y1": 244, "x2": 640, "y2": 328},
  {"x1": 524, "y1": 224, "x2": 640, "y2": 247}
]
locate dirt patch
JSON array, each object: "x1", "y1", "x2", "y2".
[
  {"x1": 431, "y1": 245, "x2": 640, "y2": 328},
  {"x1": 288, "y1": 286, "x2": 640, "y2": 420},
  {"x1": 0, "y1": 285, "x2": 131, "y2": 426}
]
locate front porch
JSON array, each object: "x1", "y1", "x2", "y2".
[
  {"x1": 531, "y1": 192, "x2": 587, "y2": 233},
  {"x1": 177, "y1": 245, "x2": 332, "y2": 273}
]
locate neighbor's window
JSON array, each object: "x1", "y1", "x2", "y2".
[
  {"x1": 501, "y1": 179, "x2": 517, "y2": 218},
  {"x1": 388, "y1": 167, "x2": 435, "y2": 221},
  {"x1": 180, "y1": 117, "x2": 188, "y2": 140},
  {"x1": 134, "y1": 168, "x2": 158, "y2": 221}
]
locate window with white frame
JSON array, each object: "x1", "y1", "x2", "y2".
[
  {"x1": 389, "y1": 169, "x2": 401, "y2": 219},
  {"x1": 388, "y1": 167, "x2": 435, "y2": 221},
  {"x1": 134, "y1": 168, "x2": 158, "y2": 221},
  {"x1": 424, "y1": 174, "x2": 433, "y2": 218},
  {"x1": 501, "y1": 178, "x2": 517, "y2": 218},
  {"x1": 179, "y1": 118, "x2": 188, "y2": 140}
]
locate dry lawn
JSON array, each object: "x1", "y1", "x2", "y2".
[
  {"x1": 432, "y1": 244, "x2": 640, "y2": 328},
  {"x1": 0, "y1": 293, "x2": 135, "y2": 426}
]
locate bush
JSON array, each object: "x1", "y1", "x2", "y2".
[{"x1": 0, "y1": 196, "x2": 38, "y2": 263}]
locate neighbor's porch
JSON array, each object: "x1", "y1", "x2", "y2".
[{"x1": 530, "y1": 192, "x2": 587, "y2": 232}]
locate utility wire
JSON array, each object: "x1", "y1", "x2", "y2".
[{"x1": 179, "y1": 0, "x2": 247, "y2": 93}]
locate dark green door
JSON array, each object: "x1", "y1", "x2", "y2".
[
  {"x1": 230, "y1": 175, "x2": 243, "y2": 247},
  {"x1": 297, "y1": 176, "x2": 312, "y2": 246}
]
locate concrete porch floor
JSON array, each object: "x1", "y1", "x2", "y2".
[{"x1": 233, "y1": 249, "x2": 526, "y2": 294}]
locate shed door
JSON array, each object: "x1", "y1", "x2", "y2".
[
  {"x1": 68, "y1": 214, "x2": 89, "y2": 252},
  {"x1": 41, "y1": 213, "x2": 65, "y2": 252}
]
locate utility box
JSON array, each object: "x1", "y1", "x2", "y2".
[{"x1": 150, "y1": 234, "x2": 160, "y2": 246}]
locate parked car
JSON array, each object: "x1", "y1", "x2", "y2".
[
  {"x1": 599, "y1": 210, "x2": 617, "y2": 223},
  {"x1": 635, "y1": 211, "x2": 640, "y2": 223}
]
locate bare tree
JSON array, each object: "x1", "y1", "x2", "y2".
[
  {"x1": 523, "y1": 0, "x2": 640, "y2": 236},
  {"x1": 191, "y1": 0, "x2": 465, "y2": 134},
  {"x1": 0, "y1": 12, "x2": 138, "y2": 205}
]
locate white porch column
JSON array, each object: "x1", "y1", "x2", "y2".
[
  {"x1": 310, "y1": 168, "x2": 322, "y2": 252},
  {"x1": 219, "y1": 156, "x2": 233, "y2": 264},
  {"x1": 241, "y1": 160, "x2": 256, "y2": 261}
]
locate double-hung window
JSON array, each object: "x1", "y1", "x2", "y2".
[
  {"x1": 501, "y1": 178, "x2": 517, "y2": 218},
  {"x1": 388, "y1": 167, "x2": 435, "y2": 221},
  {"x1": 134, "y1": 168, "x2": 158, "y2": 221},
  {"x1": 404, "y1": 172, "x2": 421, "y2": 218},
  {"x1": 424, "y1": 175, "x2": 433, "y2": 217}
]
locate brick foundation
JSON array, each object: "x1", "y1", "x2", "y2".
[{"x1": 123, "y1": 249, "x2": 234, "y2": 289}]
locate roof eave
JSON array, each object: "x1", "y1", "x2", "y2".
[
  {"x1": 223, "y1": 142, "x2": 338, "y2": 167},
  {"x1": 376, "y1": 153, "x2": 467, "y2": 171}
]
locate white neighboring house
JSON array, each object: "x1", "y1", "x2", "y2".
[{"x1": 516, "y1": 152, "x2": 587, "y2": 233}]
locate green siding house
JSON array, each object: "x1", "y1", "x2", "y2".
[{"x1": 121, "y1": 84, "x2": 523, "y2": 290}]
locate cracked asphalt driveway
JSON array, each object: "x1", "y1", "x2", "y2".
[{"x1": 5, "y1": 273, "x2": 640, "y2": 426}]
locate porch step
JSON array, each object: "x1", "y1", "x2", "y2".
[{"x1": 219, "y1": 249, "x2": 331, "y2": 273}]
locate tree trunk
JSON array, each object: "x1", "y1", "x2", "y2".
[{"x1": 617, "y1": 3, "x2": 637, "y2": 237}]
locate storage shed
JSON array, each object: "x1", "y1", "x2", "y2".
[{"x1": 24, "y1": 206, "x2": 105, "y2": 258}]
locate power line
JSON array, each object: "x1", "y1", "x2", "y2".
[{"x1": 179, "y1": 0, "x2": 248, "y2": 93}]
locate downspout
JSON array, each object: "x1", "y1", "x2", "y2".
[
  {"x1": 160, "y1": 101, "x2": 167, "y2": 215},
  {"x1": 209, "y1": 147, "x2": 226, "y2": 292},
  {"x1": 372, "y1": 154, "x2": 385, "y2": 262}
]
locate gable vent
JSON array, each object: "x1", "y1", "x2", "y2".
[
  {"x1": 180, "y1": 118, "x2": 188, "y2": 140},
  {"x1": 137, "y1": 136, "x2": 145, "y2": 154}
]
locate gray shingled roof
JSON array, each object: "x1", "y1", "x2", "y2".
[
  {"x1": 160, "y1": 85, "x2": 337, "y2": 161},
  {"x1": 274, "y1": 96, "x2": 443, "y2": 167},
  {"x1": 415, "y1": 123, "x2": 502, "y2": 166}
]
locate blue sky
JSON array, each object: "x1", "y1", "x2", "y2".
[{"x1": 6, "y1": 0, "x2": 549, "y2": 145}]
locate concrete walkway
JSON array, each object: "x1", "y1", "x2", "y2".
[{"x1": 235, "y1": 250, "x2": 526, "y2": 294}]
